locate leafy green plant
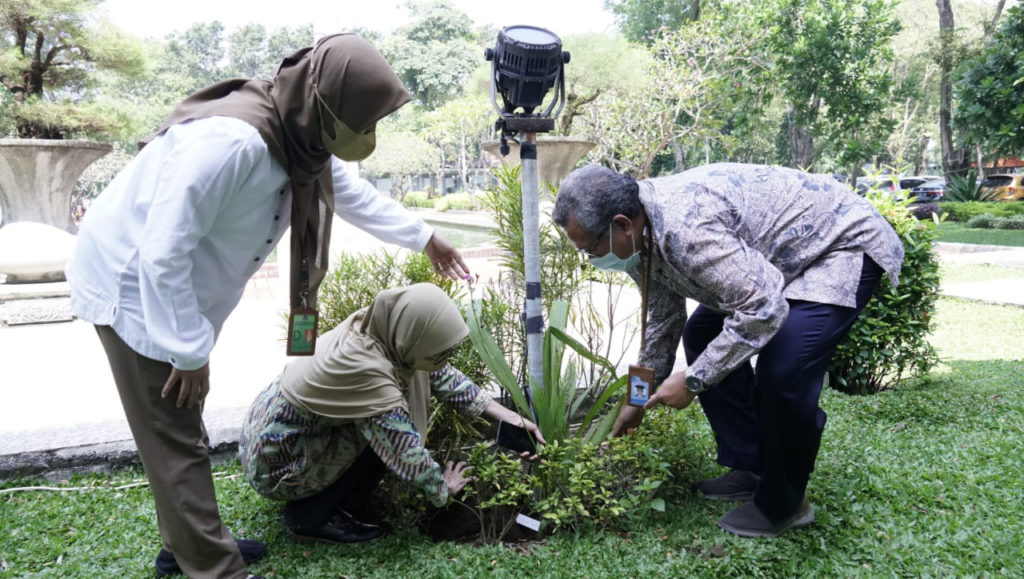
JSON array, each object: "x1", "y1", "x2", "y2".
[
  {"x1": 944, "y1": 170, "x2": 999, "y2": 202},
  {"x1": 466, "y1": 299, "x2": 625, "y2": 445},
  {"x1": 828, "y1": 192, "x2": 940, "y2": 394}
]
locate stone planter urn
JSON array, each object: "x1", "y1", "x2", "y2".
[
  {"x1": 0, "y1": 138, "x2": 111, "y2": 234},
  {"x1": 0, "y1": 139, "x2": 111, "y2": 284},
  {"x1": 482, "y1": 136, "x2": 596, "y2": 192}
]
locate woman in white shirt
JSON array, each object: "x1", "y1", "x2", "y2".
[{"x1": 66, "y1": 34, "x2": 467, "y2": 578}]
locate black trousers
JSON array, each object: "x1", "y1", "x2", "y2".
[
  {"x1": 281, "y1": 446, "x2": 387, "y2": 527},
  {"x1": 684, "y1": 256, "x2": 884, "y2": 521}
]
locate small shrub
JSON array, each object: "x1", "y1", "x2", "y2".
[
  {"x1": 945, "y1": 170, "x2": 999, "y2": 202},
  {"x1": 966, "y1": 214, "x2": 999, "y2": 229},
  {"x1": 994, "y1": 215, "x2": 1024, "y2": 230},
  {"x1": 402, "y1": 191, "x2": 434, "y2": 209},
  {"x1": 435, "y1": 192, "x2": 478, "y2": 212},
  {"x1": 909, "y1": 202, "x2": 940, "y2": 221},
  {"x1": 828, "y1": 193, "x2": 941, "y2": 395},
  {"x1": 939, "y1": 201, "x2": 1024, "y2": 222}
]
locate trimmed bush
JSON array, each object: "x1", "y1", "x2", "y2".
[
  {"x1": 828, "y1": 193, "x2": 941, "y2": 395},
  {"x1": 402, "y1": 191, "x2": 434, "y2": 209},
  {"x1": 966, "y1": 214, "x2": 999, "y2": 229},
  {"x1": 435, "y1": 192, "x2": 478, "y2": 212},
  {"x1": 940, "y1": 201, "x2": 1024, "y2": 222},
  {"x1": 994, "y1": 215, "x2": 1024, "y2": 230}
]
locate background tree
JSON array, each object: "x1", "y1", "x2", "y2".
[
  {"x1": 952, "y1": 4, "x2": 1023, "y2": 162},
  {"x1": 758, "y1": 0, "x2": 901, "y2": 171},
  {"x1": 581, "y1": 16, "x2": 767, "y2": 177},
  {"x1": 421, "y1": 94, "x2": 493, "y2": 192},
  {"x1": 603, "y1": 0, "x2": 704, "y2": 44},
  {"x1": 225, "y1": 23, "x2": 313, "y2": 80},
  {"x1": 381, "y1": 0, "x2": 483, "y2": 111},
  {"x1": 359, "y1": 124, "x2": 437, "y2": 203},
  {"x1": 0, "y1": 0, "x2": 145, "y2": 138},
  {"x1": 556, "y1": 33, "x2": 648, "y2": 136},
  {"x1": 163, "y1": 21, "x2": 226, "y2": 93}
]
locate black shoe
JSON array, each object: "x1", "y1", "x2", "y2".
[
  {"x1": 289, "y1": 510, "x2": 385, "y2": 544},
  {"x1": 337, "y1": 508, "x2": 388, "y2": 536},
  {"x1": 694, "y1": 469, "x2": 760, "y2": 501},
  {"x1": 154, "y1": 538, "x2": 266, "y2": 576},
  {"x1": 718, "y1": 497, "x2": 815, "y2": 538}
]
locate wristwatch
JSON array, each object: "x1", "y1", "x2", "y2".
[{"x1": 685, "y1": 374, "x2": 708, "y2": 394}]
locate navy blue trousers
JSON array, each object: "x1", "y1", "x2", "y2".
[{"x1": 684, "y1": 255, "x2": 884, "y2": 521}]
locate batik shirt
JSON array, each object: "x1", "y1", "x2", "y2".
[
  {"x1": 627, "y1": 163, "x2": 905, "y2": 388},
  {"x1": 361, "y1": 365, "x2": 490, "y2": 506},
  {"x1": 239, "y1": 364, "x2": 490, "y2": 506}
]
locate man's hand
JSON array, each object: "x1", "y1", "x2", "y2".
[
  {"x1": 423, "y1": 232, "x2": 471, "y2": 281},
  {"x1": 644, "y1": 371, "x2": 696, "y2": 411},
  {"x1": 611, "y1": 405, "x2": 646, "y2": 437},
  {"x1": 443, "y1": 460, "x2": 473, "y2": 496},
  {"x1": 162, "y1": 363, "x2": 210, "y2": 409}
]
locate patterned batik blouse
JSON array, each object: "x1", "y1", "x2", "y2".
[{"x1": 627, "y1": 163, "x2": 905, "y2": 388}]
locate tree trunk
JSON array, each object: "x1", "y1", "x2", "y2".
[
  {"x1": 788, "y1": 107, "x2": 814, "y2": 170},
  {"x1": 937, "y1": 0, "x2": 969, "y2": 177}
]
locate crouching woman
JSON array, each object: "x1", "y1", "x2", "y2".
[{"x1": 238, "y1": 283, "x2": 543, "y2": 544}]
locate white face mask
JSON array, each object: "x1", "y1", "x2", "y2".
[
  {"x1": 589, "y1": 223, "x2": 640, "y2": 273},
  {"x1": 315, "y1": 88, "x2": 376, "y2": 161}
]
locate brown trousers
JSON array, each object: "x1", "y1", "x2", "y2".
[{"x1": 95, "y1": 325, "x2": 246, "y2": 578}]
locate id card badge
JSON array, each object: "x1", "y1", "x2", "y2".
[
  {"x1": 627, "y1": 364, "x2": 654, "y2": 407},
  {"x1": 286, "y1": 308, "x2": 318, "y2": 356}
]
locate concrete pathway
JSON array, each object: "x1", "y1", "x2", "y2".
[{"x1": 0, "y1": 228, "x2": 1021, "y2": 479}]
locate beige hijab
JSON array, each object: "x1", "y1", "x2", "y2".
[
  {"x1": 279, "y1": 284, "x2": 469, "y2": 437},
  {"x1": 151, "y1": 33, "x2": 412, "y2": 310}
]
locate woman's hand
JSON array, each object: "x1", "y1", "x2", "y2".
[
  {"x1": 423, "y1": 232, "x2": 471, "y2": 281},
  {"x1": 644, "y1": 371, "x2": 697, "y2": 410},
  {"x1": 443, "y1": 460, "x2": 473, "y2": 496},
  {"x1": 483, "y1": 401, "x2": 547, "y2": 459},
  {"x1": 162, "y1": 363, "x2": 210, "y2": 409}
]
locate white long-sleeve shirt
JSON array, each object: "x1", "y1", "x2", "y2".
[{"x1": 67, "y1": 116, "x2": 433, "y2": 371}]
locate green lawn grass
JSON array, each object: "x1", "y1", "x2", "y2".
[
  {"x1": 3, "y1": 298, "x2": 1023, "y2": 577},
  {"x1": 934, "y1": 221, "x2": 1024, "y2": 247}
]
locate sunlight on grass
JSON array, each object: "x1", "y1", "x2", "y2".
[{"x1": 939, "y1": 263, "x2": 1024, "y2": 285}]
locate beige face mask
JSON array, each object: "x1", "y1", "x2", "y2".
[{"x1": 314, "y1": 87, "x2": 376, "y2": 161}]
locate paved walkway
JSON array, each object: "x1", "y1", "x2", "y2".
[{"x1": 1, "y1": 228, "x2": 1022, "y2": 479}]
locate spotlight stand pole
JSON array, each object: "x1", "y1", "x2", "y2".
[{"x1": 519, "y1": 131, "x2": 544, "y2": 399}]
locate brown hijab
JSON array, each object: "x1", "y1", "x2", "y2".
[{"x1": 152, "y1": 33, "x2": 412, "y2": 311}]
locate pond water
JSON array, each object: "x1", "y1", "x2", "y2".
[{"x1": 429, "y1": 223, "x2": 497, "y2": 249}]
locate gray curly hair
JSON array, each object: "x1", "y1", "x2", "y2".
[{"x1": 552, "y1": 165, "x2": 642, "y2": 237}]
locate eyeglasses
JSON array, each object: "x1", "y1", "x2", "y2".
[{"x1": 577, "y1": 229, "x2": 607, "y2": 257}]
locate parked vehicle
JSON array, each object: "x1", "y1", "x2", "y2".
[
  {"x1": 856, "y1": 175, "x2": 940, "y2": 197},
  {"x1": 909, "y1": 179, "x2": 945, "y2": 203},
  {"x1": 980, "y1": 174, "x2": 1024, "y2": 201}
]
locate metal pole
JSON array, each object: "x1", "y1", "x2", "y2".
[{"x1": 520, "y1": 132, "x2": 545, "y2": 397}]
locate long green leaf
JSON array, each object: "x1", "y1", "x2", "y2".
[{"x1": 465, "y1": 300, "x2": 530, "y2": 417}]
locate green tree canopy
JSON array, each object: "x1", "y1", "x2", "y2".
[
  {"x1": 953, "y1": 4, "x2": 1024, "y2": 159},
  {"x1": 0, "y1": 0, "x2": 146, "y2": 138},
  {"x1": 381, "y1": 0, "x2": 483, "y2": 111},
  {"x1": 603, "y1": 0, "x2": 704, "y2": 44}
]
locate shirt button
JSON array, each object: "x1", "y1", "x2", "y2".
[
  {"x1": 274, "y1": 215, "x2": 280, "y2": 221},
  {"x1": 266, "y1": 239, "x2": 272, "y2": 244},
  {"x1": 253, "y1": 257, "x2": 260, "y2": 262}
]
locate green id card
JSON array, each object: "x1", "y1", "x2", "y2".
[{"x1": 287, "y1": 309, "x2": 318, "y2": 356}]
